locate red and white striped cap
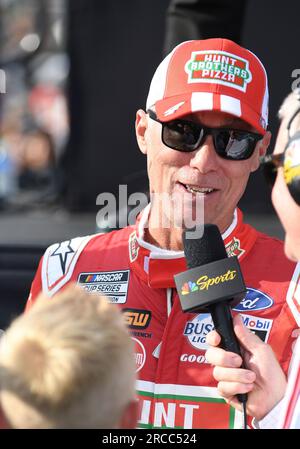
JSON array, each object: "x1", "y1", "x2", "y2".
[{"x1": 146, "y1": 38, "x2": 269, "y2": 134}]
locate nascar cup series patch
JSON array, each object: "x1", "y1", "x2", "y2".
[
  {"x1": 185, "y1": 50, "x2": 252, "y2": 92},
  {"x1": 78, "y1": 270, "x2": 130, "y2": 304}
]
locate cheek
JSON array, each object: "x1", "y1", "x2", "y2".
[
  {"x1": 272, "y1": 173, "x2": 288, "y2": 222},
  {"x1": 146, "y1": 146, "x2": 177, "y2": 193},
  {"x1": 147, "y1": 142, "x2": 187, "y2": 179},
  {"x1": 222, "y1": 161, "x2": 251, "y2": 194}
]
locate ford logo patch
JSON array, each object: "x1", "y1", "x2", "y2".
[{"x1": 233, "y1": 288, "x2": 273, "y2": 312}]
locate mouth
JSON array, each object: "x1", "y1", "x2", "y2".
[{"x1": 178, "y1": 182, "x2": 218, "y2": 195}]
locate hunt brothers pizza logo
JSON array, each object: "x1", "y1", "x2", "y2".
[
  {"x1": 185, "y1": 51, "x2": 252, "y2": 92},
  {"x1": 137, "y1": 394, "x2": 237, "y2": 428}
]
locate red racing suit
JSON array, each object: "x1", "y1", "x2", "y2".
[
  {"x1": 27, "y1": 207, "x2": 300, "y2": 429},
  {"x1": 281, "y1": 337, "x2": 300, "y2": 428}
]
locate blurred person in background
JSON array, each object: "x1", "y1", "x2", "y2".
[
  {"x1": 3, "y1": 125, "x2": 64, "y2": 210},
  {"x1": 28, "y1": 85, "x2": 69, "y2": 154},
  {"x1": 205, "y1": 89, "x2": 300, "y2": 428},
  {"x1": 0, "y1": 121, "x2": 63, "y2": 210},
  {"x1": 0, "y1": 284, "x2": 137, "y2": 429},
  {"x1": 0, "y1": 0, "x2": 69, "y2": 210},
  {"x1": 0, "y1": 119, "x2": 24, "y2": 207},
  {"x1": 18, "y1": 128, "x2": 57, "y2": 194}
]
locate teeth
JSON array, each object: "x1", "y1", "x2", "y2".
[{"x1": 185, "y1": 185, "x2": 214, "y2": 194}]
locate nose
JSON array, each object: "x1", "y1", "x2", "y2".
[{"x1": 189, "y1": 135, "x2": 219, "y2": 173}]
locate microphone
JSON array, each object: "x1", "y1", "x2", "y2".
[{"x1": 174, "y1": 224, "x2": 248, "y2": 404}]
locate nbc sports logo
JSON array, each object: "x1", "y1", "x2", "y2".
[{"x1": 181, "y1": 281, "x2": 198, "y2": 295}]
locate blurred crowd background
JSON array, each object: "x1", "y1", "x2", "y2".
[
  {"x1": 0, "y1": 0, "x2": 68, "y2": 211},
  {"x1": 0, "y1": 0, "x2": 299, "y2": 326},
  {"x1": 1, "y1": 0, "x2": 299, "y2": 219}
]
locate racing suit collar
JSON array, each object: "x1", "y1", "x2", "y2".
[{"x1": 129, "y1": 204, "x2": 257, "y2": 288}]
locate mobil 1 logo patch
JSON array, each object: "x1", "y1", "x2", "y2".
[
  {"x1": 233, "y1": 288, "x2": 274, "y2": 312},
  {"x1": 78, "y1": 270, "x2": 129, "y2": 303},
  {"x1": 240, "y1": 313, "x2": 273, "y2": 342}
]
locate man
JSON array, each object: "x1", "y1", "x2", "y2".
[
  {"x1": 0, "y1": 284, "x2": 137, "y2": 428},
  {"x1": 26, "y1": 39, "x2": 298, "y2": 429},
  {"x1": 205, "y1": 90, "x2": 300, "y2": 429}
]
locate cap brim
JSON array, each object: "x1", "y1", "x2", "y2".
[{"x1": 155, "y1": 93, "x2": 266, "y2": 135}]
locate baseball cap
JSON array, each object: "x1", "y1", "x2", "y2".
[{"x1": 146, "y1": 38, "x2": 269, "y2": 135}]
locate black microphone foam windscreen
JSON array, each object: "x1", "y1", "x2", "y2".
[{"x1": 183, "y1": 224, "x2": 227, "y2": 268}]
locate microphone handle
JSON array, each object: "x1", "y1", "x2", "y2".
[{"x1": 209, "y1": 301, "x2": 248, "y2": 404}]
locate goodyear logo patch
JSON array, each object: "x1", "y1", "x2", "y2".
[
  {"x1": 78, "y1": 270, "x2": 129, "y2": 304},
  {"x1": 185, "y1": 50, "x2": 252, "y2": 92},
  {"x1": 123, "y1": 309, "x2": 151, "y2": 329}
]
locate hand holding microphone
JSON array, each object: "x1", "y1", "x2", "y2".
[
  {"x1": 174, "y1": 224, "x2": 248, "y2": 404},
  {"x1": 205, "y1": 314, "x2": 287, "y2": 421}
]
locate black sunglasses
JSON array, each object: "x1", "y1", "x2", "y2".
[
  {"x1": 260, "y1": 153, "x2": 285, "y2": 187},
  {"x1": 260, "y1": 103, "x2": 300, "y2": 187},
  {"x1": 147, "y1": 110, "x2": 263, "y2": 161}
]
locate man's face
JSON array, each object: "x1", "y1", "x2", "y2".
[
  {"x1": 272, "y1": 120, "x2": 300, "y2": 261},
  {"x1": 136, "y1": 109, "x2": 270, "y2": 241}
]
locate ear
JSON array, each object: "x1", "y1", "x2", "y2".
[
  {"x1": 250, "y1": 130, "x2": 272, "y2": 172},
  {"x1": 119, "y1": 400, "x2": 138, "y2": 429},
  {"x1": 135, "y1": 109, "x2": 149, "y2": 155}
]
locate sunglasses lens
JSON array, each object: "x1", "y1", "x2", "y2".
[
  {"x1": 160, "y1": 116, "x2": 261, "y2": 160},
  {"x1": 162, "y1": 121, "x2": 202, "y2": 152},
  {"x1": 214, "y1": 130, "x2": 257, "y2": 160}
]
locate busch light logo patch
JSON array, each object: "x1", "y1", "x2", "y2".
[
  {"x1": 185, "y1": 50, "x2": 252, "y2": 92},
  {"x1": 241, "y1": 314, "x2": 273, "y2": 342},
  {"x1": 78, "y1": 270, "x2": 129, "y2": 303},
  {"x1": 233, "y1": 288, "x2": 273, "y2": 312},
  {"x1": 183, "y1": 313, "x2": 214, "y2": 350}
]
